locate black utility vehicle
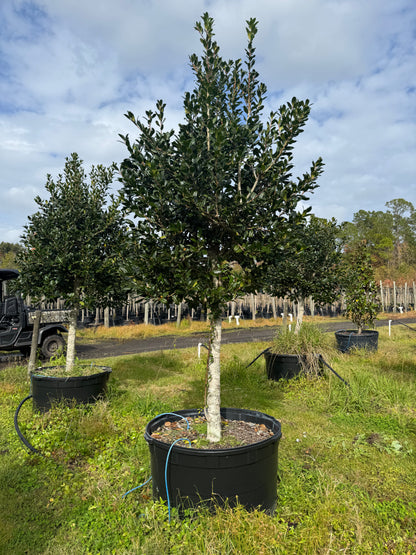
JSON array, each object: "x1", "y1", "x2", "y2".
[{"x1": 0, "y1": 269, "x2": 67, "y2": 358}]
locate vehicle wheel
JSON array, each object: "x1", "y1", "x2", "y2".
[{"x1": 41, "y1": 334, "x2": 65, "y2": 358}]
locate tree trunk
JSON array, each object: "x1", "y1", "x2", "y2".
[
  {"x1": 144, "y1": 302, "x2": 149, "y2": 325},
  {"x1": 27, "y1": 310, "x2": 41, "y2": 377},
  {"x1": 176, "y1": 302, "x2": 182, "y2": 328},
  {"x1": 206, "y1": 317, "x2": 222, "y2": 442},
  {"x1": 295, "y1": 298, "x2": 304, "y2": 334},
  {"x1": 309, "y1": 296, "x2": 315, "y2": 317},
  {"x1": 250, "y1": 294, "x2": 256, "y2": 321},
  {"x1": 66, "y1": 308, "x2": 78, "y2": 372},
  {"x1": 379, "y1": 280, "x2": 385, "y2": 312},
  {"x1": 104, "y1": 306, "x2": 110, "y2": 328},
  {"x1": 271, "y1": 297, "x2": 277, "y2": 319},
  {"x1": 282, "y1": 297, "x2": 288, "y2": 328}
]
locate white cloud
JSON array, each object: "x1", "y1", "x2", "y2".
[{"x1": 0, "y1": 0, "x2": 415, "y2": 242}]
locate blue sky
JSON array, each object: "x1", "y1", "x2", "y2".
[{"x1": 0, "y1": 0, "x2": 415, "y2": 243}]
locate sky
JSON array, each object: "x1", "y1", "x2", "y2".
[{"x1": 0, "y1": 0, "x2": 415, "y2": 244}]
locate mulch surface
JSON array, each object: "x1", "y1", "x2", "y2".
[{"x1": 150, "y1": 415, "x2": 275, "y2": 450}]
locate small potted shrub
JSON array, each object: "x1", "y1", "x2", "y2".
[
  {"x1": 335, "y1": 241, "x2": 380, "y2": 352},
  {"x1": 265, "y1": 322, "x2": 332, "y2": 380}
]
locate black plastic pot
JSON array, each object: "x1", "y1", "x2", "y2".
[
  {"x1": 144, "y1": 408, "x2": 282, "y2": 513},
  {"x1": 264, "y1": 352, "x2": 322, "y2": 381},
  {"x1": 335, "y1": 330, "x2": 379, "y2": 353},
  {"x1": 30, "y1": 366, "x2": 112, "y2": 412},
  {"x1": 264, "y1": 352, "x2": 303, "y2": 380}
]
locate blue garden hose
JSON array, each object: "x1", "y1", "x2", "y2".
[{"x1": 122, "y1": 413, "x2": 192, "y2": 522}]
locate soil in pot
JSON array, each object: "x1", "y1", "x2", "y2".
[
  {"x1": 144, "y1": 408, "x2": 282, "y2": 514},
  {"x1": 335, "y1": 330, "x2": 379, "y2": 353},
  {"x1": 31, "y1": 365, "x2": 112, "y2": 412}
]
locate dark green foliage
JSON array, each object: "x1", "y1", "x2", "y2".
[
  {"x1": 265, "y1": 215, "x2": 342, "y2": 306},
  {"x1": 119, "y1": 13, "x2": 324, "y2": 319},
  {"x1": 342, "y1": 240, "x2": 380, "y2": 333},
  {"x1": 16, "y1": 153, "x2": 130, "y2": 310}
]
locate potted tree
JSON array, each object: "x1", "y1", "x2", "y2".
[
  {"x1": 119, "y1": 13, "x2": 323, "y2": 511},
  {"x1": 264, "y1": 216, "x2": 342, "y2": 379},
  {"x1": 335, "y1": 240, "x2": 380, "y2": 352},
  {"x1": 16, "y1": 153, "x2": 130, "y2": 411}
]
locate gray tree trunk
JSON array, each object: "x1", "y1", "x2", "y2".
[
  {"x1": 379, "y1": 281, "x2": 385, "y2": 312},
  {"x1": 206, "y1": 317, "x2": 222, "y2": 442},
  {"x1": 250, "y1": 294, "x2": 256, "y2": 321},
  {"x1": 282, "y1": 297, "x2": 288, "y2": 328},
  {"x1": 176, "y1": 302, "x2": 182, "y2": 327},
  {"x1": 309, "y1": 296, "x2": 315, "y2": 317},
  {"x1": 295, "y1": 298, "x2": 304, "y2": 334},
  {"x1": 271, "y1": 297, "x2": 277, "y2": 319},
  {"x1": 104, "y1": 306, "x2": 110, "y2": 328},
  {"x1": 66, "y1": 308, "x2": 78, "y2": 372},
  {"x1": 27, "y1": 309, "x2": 41, "y2": 377}
]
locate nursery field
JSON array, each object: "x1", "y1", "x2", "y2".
[{"x1": 0, "y1": 326, "x2": 415, "y2": 554}]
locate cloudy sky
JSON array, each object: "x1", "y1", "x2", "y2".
[{"x1": 1, "y1": 0, "x2": 415, "y2": 243}]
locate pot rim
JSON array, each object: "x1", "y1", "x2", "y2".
[{"x1": 335, "y1": 329, "x2": 379, "y2": 336}]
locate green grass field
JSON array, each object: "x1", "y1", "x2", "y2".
[{"x1": 1, "y1": 325, "x2": 415, "y2": 554}]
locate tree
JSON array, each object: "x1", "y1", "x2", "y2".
[
  {"x1": 16, "y1": 153, "x2": 130, "y2": 371},
  {"x1": 341, "y1": 210, "x2": 394, "y2": 268},
  {"x1": 341, "y1": 199, "x2": 416, "y2": 278},
  {"x1": 342, "y1": 241, "x2": 380, "y2": 334},
  {"x1": 265, "y1": 216, "x2": 342, "y2": 332},
  {"x1": 385, "y1": 198, "x2": 416, "y2": 268},
  {"x1": 119, "y1": 14, "x2": 323, "y2": 442}
]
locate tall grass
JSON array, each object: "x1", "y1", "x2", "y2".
[{"x1": 0, "y1": 326, "x2": 415, "y2": 553}]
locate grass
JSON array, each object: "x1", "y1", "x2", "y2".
[{"x1": 0, "y1": 325, "x2": 415, "y2": 553}]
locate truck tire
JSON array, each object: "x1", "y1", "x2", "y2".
[{"x1": 41, "y1": 334, "x2": 65, "y2": 358}]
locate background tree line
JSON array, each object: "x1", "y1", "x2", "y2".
[{"x1": 340, "y1": 198, "x2": 416, "y2": 282}]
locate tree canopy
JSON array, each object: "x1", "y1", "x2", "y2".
[
  {"x1": 265, "y1": 216, "x2": 342, "y2": 329},
  {"x1": 16, "y1": 153, "x2": 130, "y2": 370}
]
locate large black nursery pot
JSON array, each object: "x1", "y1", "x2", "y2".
[
  {"x1": 264, "y1": 352, "x2": 303, "y2": 381},
  {"x1": 335, "y1": 329, "x2": 379, "y2": 353},
  {"x1": 264, "y1": 351, "x2": 323, "y2": 381},
  {"x1": 144, "y1": 408, "x2": 282, "y2": 514},
  {"x1": 30, "y1": 366, "x2": 112, "y2": 412}
]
